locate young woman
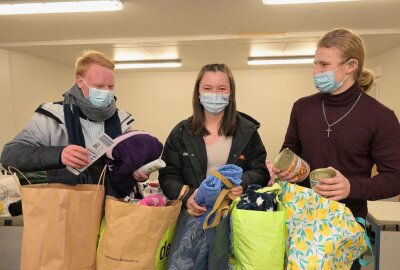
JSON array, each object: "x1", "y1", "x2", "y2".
[{"x1": 159, "y1": 63, "x2": 270, "y2": 215}]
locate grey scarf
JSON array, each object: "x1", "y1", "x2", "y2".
[{"x1": 64, "y1": 84, "x2": 116, "y2": 122}]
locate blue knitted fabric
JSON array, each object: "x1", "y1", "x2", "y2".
[
  {"x1": 195, "y1": 175, "x2": 223, "y2": 207},
  {"x1": 195, "y1": 164, "x2": 243, "y2": 225}
]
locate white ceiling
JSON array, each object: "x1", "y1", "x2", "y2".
[{"x1": 1, "y1": 0, "x2": 400, "y2": 71}]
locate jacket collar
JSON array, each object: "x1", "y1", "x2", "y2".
[
  {"x1": 227, "y1": 113, "x2": 259, "y2": 164},
  {"x1": 181, "y1": 112, "x2": 260, "y2": 177}
]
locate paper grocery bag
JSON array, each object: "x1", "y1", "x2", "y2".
[
  {"x1": 20, "y1": 183, "x2": 104, "y2": 270},
  {"x1": 97, "y1": 196, "x2": 182, "y2": 270}
]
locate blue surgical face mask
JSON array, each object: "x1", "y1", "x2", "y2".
[
  {"x1": 199, "y1": 93, "x2": 230, "y2": 115},
  {"x1": 313, "y1": 60, "x2": 351, "y2": 94},
  {"x1": 82, "y1": 78, "x2": 114, "y2": 108}
]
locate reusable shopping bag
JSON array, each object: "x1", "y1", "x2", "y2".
[
  {"x1": 167, "y1": 170, "x2": 238, "y2": 270},
  {"x1": 20, "y1": 171, "x2": 105, "y2": 270},
  {"x1": 230, "y1": 183, "x2": 286, "y2": 270},
  {"x1": 96, "y1": 192, "x2": 183, "y2": 270},
  {"x1": 281, "y1": 181, "x2": 369, "y2": 270},
  {"x1": 167, "y1": 209, "x2": 230, "y2": 270},
  {"x1": 0, "y1": 169, "x2": 22, "y2": 217}
]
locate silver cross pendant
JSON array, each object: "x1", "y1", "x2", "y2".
[{"x1": 326, "y1": 126, "x2": 332, "y2": 138}]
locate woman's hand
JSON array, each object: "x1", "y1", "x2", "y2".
[
  {"x1": 186, "y1": 189, "x2": 207, "y2": 216},
  {"x1": 313, "y1": 167, "x2": 350, "y2": 201},
  {"x1": 266, "y1": 160, "x2": 276, "y2": 186},
  {"x1": 230, "y1": 185, "x2": 243, "y2": 196}
]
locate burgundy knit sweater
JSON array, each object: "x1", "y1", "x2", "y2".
[{"x1": 282, "y1": 83, "x2": 400, "y2": 218}]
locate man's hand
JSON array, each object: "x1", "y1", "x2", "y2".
[
  {"x1": 271, "y1": 164, "x2": 299, "y2": 183},
  {"x1": 133, "y1": 170, "x2": 149, "y2": 182},
  {"x1": 313, "y1": 167, "x2": 350, "y2": 201},
  {"x1": 61, "y1": 145, "x2": 90, "y2": 169}
]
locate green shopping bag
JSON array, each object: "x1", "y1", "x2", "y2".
[{"x1": 230, "y1": 183, "x2": 286, "y2": 270}]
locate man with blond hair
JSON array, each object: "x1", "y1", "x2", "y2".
[
  {"x1": 273, "y1": 28, "x2": 400, "y2": 270},
  {"x1": 1, "y1": 51, "x2": 133, "y2": 192}
]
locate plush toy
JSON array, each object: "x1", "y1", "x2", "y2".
[{"x1": 106, "y1": 130, "x2": 163, "y2": 196}]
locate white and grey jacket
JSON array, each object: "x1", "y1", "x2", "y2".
[{"x1": 1, "y1": 102, "x2": 133, "y2": 186}]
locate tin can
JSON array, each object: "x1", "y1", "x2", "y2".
[
  {"x1": 273, "y1": 148, "x2": 310, "y2": 182},
  {"x1": 309, "y1": 168, "x2": 336, "y2": 189}
]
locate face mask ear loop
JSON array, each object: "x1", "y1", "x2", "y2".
[
  {"x1": 339, "y1": 73, "x2": 350, "y2": 85},
  {"x1": 333, "y1": 59, "x2": 352, "y2": 86},
  {"x1": 81, "y1": 77, "x2": 90, "y2": 89},
  {"x1": 334, "y1": 59, "x2": 352, "y2": 73}
]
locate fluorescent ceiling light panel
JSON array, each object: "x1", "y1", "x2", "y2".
[
  {"x1": 115, "y1": 60, "x2": 182, "y2": 69},
  {"x1": 248, "y1": 56, "x2": 314, "y2": 65},
  {"x1": 263, "y1": 0, "x2": 359, "y2": 4},
  {"x1": 0, "y1": 0, "x2": 123, "y2": 15}
]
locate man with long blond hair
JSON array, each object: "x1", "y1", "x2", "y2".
[{"x1": 273, "y1": 28, "x2": 400, "y2": 269}]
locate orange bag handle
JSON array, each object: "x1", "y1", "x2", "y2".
[{"x1": 201, "y1": 171, "x2": 239, "y2": 229}]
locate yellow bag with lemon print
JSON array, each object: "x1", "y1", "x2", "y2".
[{"x1": 281, "y1": 182, "x2": 369, "y2": 270}]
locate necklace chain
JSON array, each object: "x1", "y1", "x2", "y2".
[{"x1": 322, "y1": 92, "x2": 362, "y2": 137}]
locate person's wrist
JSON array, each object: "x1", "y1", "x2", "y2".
[{"x1": 59, "y1": 146, "x2": 66, "y2": 166}]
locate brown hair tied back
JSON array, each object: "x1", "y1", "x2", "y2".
[{"x1": 318, "y1": 28, "x2": 374, "y2": 92}]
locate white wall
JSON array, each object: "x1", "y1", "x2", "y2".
[
  {"x1": 0, "y1": 49, "x2": 14, "y2": 156},
  {"x1": 368, "y1": 45, "x2": 400, "y2": 118},
  {"x1": 0, "y1": 51, "x2": 73, "y2": 153},
  {"x1": 8, "y1": 52, "x2": 74, "y2": 131},
  {"x1": 2, "y1": 44, "x2": 400, "y2": 163},
  {"x1": 115, "y1": 67, "x2": 315, "y2": 160}
]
